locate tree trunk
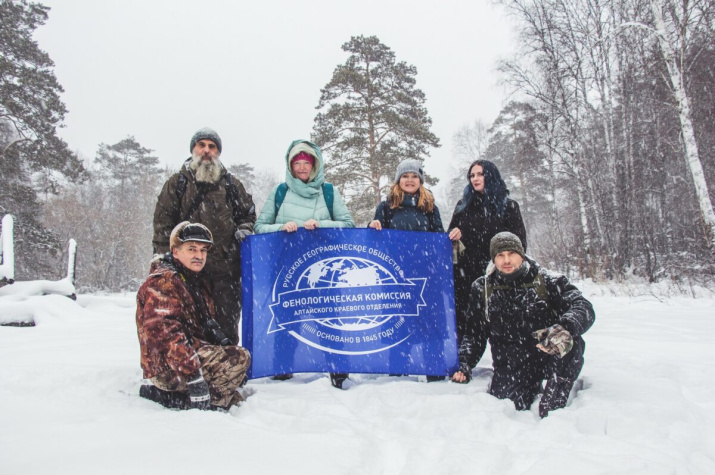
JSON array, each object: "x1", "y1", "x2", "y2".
[{"x1": 650, "y1": 0, "x2": 715, "y2": 248}]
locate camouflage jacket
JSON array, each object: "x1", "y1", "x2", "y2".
[
  {"x1": 135, "y1": 254, "x2": 216, "y2": 379},
  {"x1": 152, "y1": 160, "x2": 256, "y2": 278}
]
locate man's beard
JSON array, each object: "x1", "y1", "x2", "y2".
[{"x1": 190, "y1": 152, "x2": 222, "y2": 184}]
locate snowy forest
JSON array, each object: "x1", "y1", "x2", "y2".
[{"x1": 1, "y1": 0, "x2": 714, "y2": 292}]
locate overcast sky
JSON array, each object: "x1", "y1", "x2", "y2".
[{"x1": 34, "y1": 0, "x2": 517, "y2": 190}]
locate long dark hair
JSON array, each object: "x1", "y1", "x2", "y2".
[{"x1": 455, "y1": 160, "x2": 509, "y2": 217}]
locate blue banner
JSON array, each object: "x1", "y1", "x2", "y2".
[{"x1": 241, "y1": 228, "x2": 458, "y2": 378}]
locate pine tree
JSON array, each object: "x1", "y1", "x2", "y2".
[
  {"x1": 94, "y1": 136, "x2": 159, "y2": 192},
  {"x1": 227, "y1": 162, "x2": 256, "y2": 195},
  {"x1": 44, "y1": 136, "x2": 162, "y2": 290},
  {"x1": 485, "y1": 102, "x2": 550, "y2": 219},
  {"x1": 312, "y1": 35, "x2": 440, "y2": 224},
  {"x1": 0, "y1": 0, "x2": 84, "y2": 179},
  {"x1": 484, "y1": 101, "x2": 558, "y2": 260},
  {"x1": 0, "y1": 0, "x2": 85, "y2": 280}
]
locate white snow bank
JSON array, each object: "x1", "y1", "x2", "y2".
[
  {"x1": 0, "y1": 289, "x2": 714, "y2": 474},
  {"x1": 0, "y1": 277, "x2": 75, "y2": 298},
  {"x1": 0, "y1": 278, "x2": 77, "y2": 325}
]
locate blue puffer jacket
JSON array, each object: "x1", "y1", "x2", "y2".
[{"x1": 255, "y1": 140, "x2": 354, "y2": 234}]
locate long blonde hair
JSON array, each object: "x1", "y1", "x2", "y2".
[{"x1": 388, "y1": 183, "x2": 435, "y2": 213}]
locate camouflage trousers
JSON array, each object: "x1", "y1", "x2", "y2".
[{"x1": 152, "y1": 344, "x2": 251, "y2": 409}]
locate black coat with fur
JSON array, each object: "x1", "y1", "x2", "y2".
[{"x1": 448, "y1": 194, "x2": 526, "y2": 282}]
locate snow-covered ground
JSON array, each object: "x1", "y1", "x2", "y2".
[{"x1": 1, "y1": 284, "x2": 714, "y2": 474}]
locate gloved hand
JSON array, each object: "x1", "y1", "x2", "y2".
[
  {"x1": 186, "y1": 369, "x2": 211, "y2": 410},
  {"x1": 532, "y1": 324, "x2": 574, "y2": 358},
  {"x1": 451, "y1": 363, "x2": 472, "y2": 384},
  {"x1": 451, "y1": 240, "x2": 466, "y2": 264},
  {"x1": 234, "y1": 229, "x2": 252, "y2": 243}
]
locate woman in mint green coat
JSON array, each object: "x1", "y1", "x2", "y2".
[
  {"x1": 255, "y1": 139, "x2": 354, "y2": 388},
  {"x1": 255, "y1": 139, "x2": 354, "y2": 234}
]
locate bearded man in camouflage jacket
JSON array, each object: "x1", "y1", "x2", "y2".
[{"x1": 137, "y1": 222, "x2": 251, "y2": 411}]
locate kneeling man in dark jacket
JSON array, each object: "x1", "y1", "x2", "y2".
[
  {"x1": 451, "y1": 232, "x2": 595, "y2": 418},
  {"x1": 136, "y1": 222, "x2": 251, "y2": 410}
]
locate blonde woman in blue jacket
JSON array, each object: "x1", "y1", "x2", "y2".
[{"x1": 255, "y1": 139, "x2": 354, "y2": 388}]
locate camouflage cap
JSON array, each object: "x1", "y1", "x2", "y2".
[{"x1": 170, "y1": 221, "x2": 214, "y2": 250}]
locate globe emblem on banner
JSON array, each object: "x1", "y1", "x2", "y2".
[{"x1": 296, "y1": 257, "x2": 397, "y2": 330}]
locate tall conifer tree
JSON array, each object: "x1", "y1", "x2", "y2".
[
  {"x1": 312, "y1": 35, "x2": 440, "y2": 223},
  {"x1": 0, "y1": 0, "x2": 85, "y2": 279}
]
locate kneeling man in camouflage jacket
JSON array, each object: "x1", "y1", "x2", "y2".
[
  {"x1": 452, "y1": 232, "x2": 595, "y2": 418},
  {"x1": 136, "y1": 222, "x2": 251, "y2": 410}
]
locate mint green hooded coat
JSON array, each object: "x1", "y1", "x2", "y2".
[{"x1": 255, "y1": 140, "x2": 354, "y2": 234}]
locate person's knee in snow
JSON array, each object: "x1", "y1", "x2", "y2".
[{"x1": 451, "y1": 232, "x2": 595, "y2": 417}]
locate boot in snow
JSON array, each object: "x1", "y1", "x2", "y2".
[
  {"x1": 330, "y1": 373, "x2": 348, "y2": 389},
  {"x1": 539, "y1": 375, "x2": 574, "y2": 418},
  {"x1": 139, "y1": 384, "x2": 189, "y2": 410},
  {"x1": 271, "y1": 373, "x2": 293, "y2": 381}
]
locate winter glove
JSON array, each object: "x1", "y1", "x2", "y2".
[
  {"x1": 451, "y1": 240, "x2": 466, "y2": 264},
  {"x1": 532, "y1": 324, "x2": 574, "y2": 358},
  {"x1": 186, "y1": 369, "x2": 211, "y2": 410},
  {"x1": 452, "y1": 363, "x2": 472, "y2": 384},
  {"x1": 234, "y1": 229, "x2": 252, "y2": 243}
]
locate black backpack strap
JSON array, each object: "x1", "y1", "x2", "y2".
[
  {"x1": 521, "y1": 272, "x2": 556, "y2": 315},
  {"x1": 182, "y1": 185, "x2": 209, "y2": 221},
  {"x1": 175, "y1": 173, "x2": 188, "y2": 202},
  {"x1": 224, "y1": 173, "x2": 244, "y2": 225},
  {"x1": 174, "y1": 172, "x2": 205, "y2": 223},
  {"x1": 171, "y1": 173, "x2": 189, "y2": 222},
  {"x1": 482, "y1": 279, "x2": 510, "y2": 323},
  {"x1": 176, "y1": 172, "x2": 243, "y2": 224}
]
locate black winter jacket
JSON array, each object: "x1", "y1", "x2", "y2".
[
  {"x1": 153, "y1": 160, "x2": 256, "y2": 278},
  {"x1": 448, "y1": 195, "x2": 526, "y2": 283},
  {"x1": 373, "y1": 192, "x2": 444, "y2": 232},
  {"x1": 458, "y1": 258, "x2": 595, "y2": 375}
]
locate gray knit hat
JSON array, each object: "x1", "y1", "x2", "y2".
[
  {"x1": 490, "y1": 232, "x2": 525, "y2": 261},
  {"x1": 190, "y1": 128, "x2": 222, "y2": 154},
  {"x1": 394, "y1": 159, "x2": 424, "y2": 183}
]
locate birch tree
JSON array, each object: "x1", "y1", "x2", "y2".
[{"x1": 649, "y1": 0, "x2": 715, "y2": 247}]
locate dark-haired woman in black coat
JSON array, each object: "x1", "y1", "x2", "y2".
[{"x1": 447, "y1": 160, "x2": 527, "y2": 342}]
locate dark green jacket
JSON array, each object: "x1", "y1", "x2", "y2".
[{"x1": 153, "y1": 160, "x2": 256, "y2": 277}]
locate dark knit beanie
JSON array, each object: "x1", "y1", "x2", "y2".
[
  {"x1": 490, "y1": 231, "x2": 525, "y2": 261},
  {"x1": 190, "y1": 128, "x2": 222, "y2": 154},
  {"x1": 394, "y1": 159, "x2": 424, "y2": 184}
]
